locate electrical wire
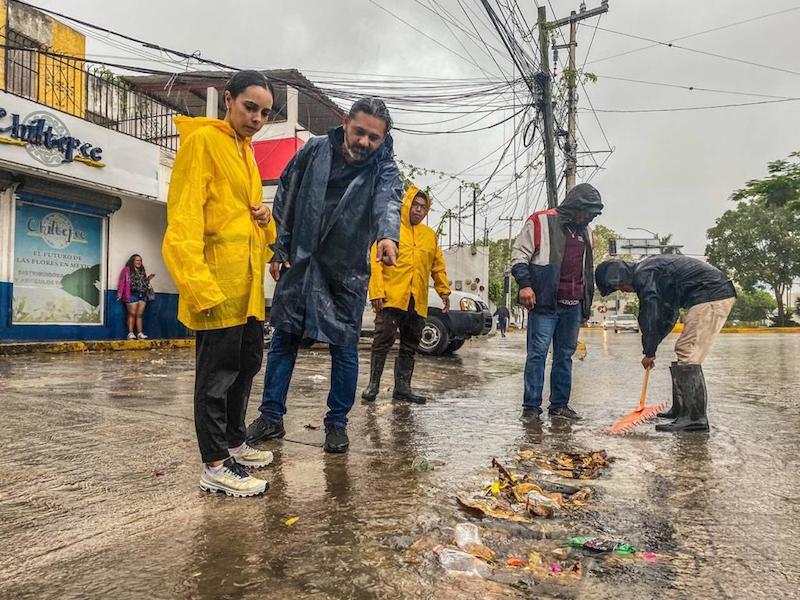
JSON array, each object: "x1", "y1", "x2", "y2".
[
  {"x1": 588, "y1": 24, "x2": 800, "y2": 78},
  {"x1": 579, "y1": 97, "x2": 800, "y2": 113},
  {"x1": 585, "y1": 5, "x2": 800, "y2": 66}
]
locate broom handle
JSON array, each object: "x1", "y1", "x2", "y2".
[{"x1": 639, "y1": 368, "x2": 651, "y2": 410}]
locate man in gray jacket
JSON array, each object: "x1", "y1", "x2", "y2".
[{"x1": 510, "y1": 184, "x2": 603, "y2": 421}]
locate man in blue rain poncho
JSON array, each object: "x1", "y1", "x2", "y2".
[{"x1": 247, "y1": 98, "x2": 402, "y2": 454}]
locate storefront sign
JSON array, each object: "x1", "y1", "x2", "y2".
[
  {"x1": 13, "y1": 201, "x2": 105, "y2": 325},
  {"x1": 0, "y1": 107, "x2": 105, "y2": 167},
  {"x1": 0, "y1": 91, "x2": 159, "y2": 198}
]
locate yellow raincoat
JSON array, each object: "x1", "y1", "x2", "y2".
[
  {"x1": 368, "y1": 186, "x2": 450, "y2": 317},
  {"x1": 162, "y1": 116, "x2": 276, "y2": 331}
]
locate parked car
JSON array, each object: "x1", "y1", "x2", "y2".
[
  {"x1": 612, "y1": 314, "x2": 639, "y2": 333},
  {"x1": 362, "y1": 288, "x2": 492, "y2": 355}
]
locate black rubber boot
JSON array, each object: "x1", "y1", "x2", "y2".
[
  {"x1": 657, "y1": 362, "x2": 682, "y2": 419},
  {"x1": 656, "y1": 364, "x2": 709, "y2": 433},
  {"x1": 392, "y1": 351, "x2": 428, "y2": 404},
  {"x1": 361, "y1": 352, "x2": 387, "y2": 402}
]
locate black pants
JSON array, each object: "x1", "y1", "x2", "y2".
[
  {"x1": 194, "y1": 317, "x2": 264, "y2": 463},
  {"x1": 371, "y1": 296, "x2": 426, "y2": 355}
]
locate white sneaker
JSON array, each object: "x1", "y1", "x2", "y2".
[
  {"x1": 199, "y1": 458, "x2": 268, "y2": 497},
  {"x1": 230, "y1": 443, "x2": 274, "y2": 468},
  {"x1": 127, "y1": 332, "x2": 136, "y2": 340},
  {"x1": 137, "y1": 333, "x2": 148, "y2": 340}
]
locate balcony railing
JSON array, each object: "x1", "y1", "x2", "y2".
[{"x1": 3, "y1": 43, "x2": 184, "y2": 151}]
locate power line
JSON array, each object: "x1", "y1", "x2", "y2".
[
  {"x1": 580, "y1": 97, "x2": 800, "y2": 113},
  {"x1": 588, "y1": 24, "x2": 800, "y2": 78},
  {"x1": 586, "y1": 5, "x2": 800, "y2": 66},
  {"x1": 364, "y1": 0, "x2": 491, "y2": 74},
  {"x1": 594, "y1": 74, "x2": 797, "y2": 100}
]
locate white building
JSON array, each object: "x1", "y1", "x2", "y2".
[{"x1": 0, "y1": 2, "x2": 343, "y2": 341}]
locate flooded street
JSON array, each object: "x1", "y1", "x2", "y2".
[{"x1": 1, "y1": 330, "x2": 799, "y2": 599}]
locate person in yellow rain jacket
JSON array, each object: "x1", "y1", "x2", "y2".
[
  {"x1": 162, "y1": 71, "x2": 277, "y2": 498},
  {"x1": 361, "y1": 186, "x2": 450, "y2": 404}
]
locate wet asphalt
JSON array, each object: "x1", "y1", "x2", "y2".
[{"x1": 0, "y1": 330, "x2": 798, "y2": 599}]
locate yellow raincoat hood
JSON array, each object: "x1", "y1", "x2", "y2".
[
  {"x1": 368, "y1": 185, "x2": 450, "y2": 317},
  {"x1": 163, "y1": 116, "x2": 276, "y2": 330}
]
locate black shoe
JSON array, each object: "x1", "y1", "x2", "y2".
[
  {"x1": 520, "y1": 406, "x2": 543, "y2": 421},
  {"x1": 549, "y1": 405, "x2": 581, "y2": 420},
  {"x1": 361, "y1": 352, "x2": 387, "y2": 402},
  {"x1": 656, "y1": 364, "x2": 709, "y2": 433},
  {"x1": 245, "y1": 416, "x2": 285, "y2": 444},
  {"x1": 657, "y1": 362, "x2": 681, "y2": 418},
  {"x1": 323, "y1": 425, "x2": 349, "y2": 453},
  {"x1": 392, "y1": 351, "x2": 428, "y2": 404}
]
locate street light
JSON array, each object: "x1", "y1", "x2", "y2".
[{"x1": 626, "y1": 226, "x2": 658, "y2": 239}]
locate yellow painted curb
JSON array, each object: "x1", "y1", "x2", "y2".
[
  {"x1": 0, "y1": 339, "x2": 195, "y2": 355},
  {"x1": 579, "y1": 325, "x2": 799, "y2": 334},
  {"x1": 719, "y1": 327, "x2": 800, "y2": 334}
]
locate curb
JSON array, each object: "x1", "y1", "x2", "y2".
[{"x1": 0, "y1": 338, "x2": 195, "y2": 356}]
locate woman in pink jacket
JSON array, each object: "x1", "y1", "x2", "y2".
[{"x1": 116, "y1": 254, "x2": 155, "y2": 340}]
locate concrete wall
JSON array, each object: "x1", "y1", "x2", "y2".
[
  {"x1": 107, "y1": 196, "x2": 175, "y2": 294},
  {"x1": 0, "y1": 0, "x2": 6, "y2": 88},
  {"x1": 6, "y1": 0, "x2": 86, "y2": 117}
]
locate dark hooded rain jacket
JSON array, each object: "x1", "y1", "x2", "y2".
[
  {"x1": 269, "y1": 127, "x2": 402, "y2": 346},
  {"x1": 510, "y1": 184, "x2": 603, "y2": 320}
]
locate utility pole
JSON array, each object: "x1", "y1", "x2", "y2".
[
  {"x1": 499, "y1": 217, "x2": 523, "y2": 310},
  {"x1": 552, "y1": 1, "x2": 610, "y2": 196},
  {"x1": 448, "y1": 210, "x2": 452, "y2": 248},
  {"x1": 472, "y1": 187, "x2": 477, "y2": 246},
  {"x1": 481, "y1": 2, "x2": 609, "y2": 207},
  {"x1": 537, "y1": 6, "x2": 558, "y2": 209},
  {"x1": 483, "y1": 214, "x2": 488, "y2": 246},
  {"x1": 457, "y1": 186, "x2": 462, "y2": 246}
]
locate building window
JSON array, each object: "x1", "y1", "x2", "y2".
[{"x1": 5, "y1": 30, "x2": 39, "y2": 100}]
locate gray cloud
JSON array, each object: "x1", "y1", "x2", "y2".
[{"x1": 34, "y1": 0, "x2": 800, "y2": 254}]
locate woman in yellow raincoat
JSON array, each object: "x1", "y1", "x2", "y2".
[{"x1": 162, "y1": 71, "x2": 276, "y2": 498}]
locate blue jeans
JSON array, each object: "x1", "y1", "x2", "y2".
[
  {"x1": 523, "y1": 304, "x2": 581, "y2": 410},
  {"x1": 258, "y1": 328, "x2": 359, "y2": 428}
]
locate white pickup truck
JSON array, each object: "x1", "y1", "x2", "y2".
[{"x1": 361, "y1": 288, "x2": 492, "y2": 355}]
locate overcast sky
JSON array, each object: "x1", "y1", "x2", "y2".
[{"x1": 34, "y1": 0, "x2": 800, "y2": 255}]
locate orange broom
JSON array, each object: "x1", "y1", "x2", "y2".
[{"x1": 608, "y1": 367, "x2": 667, "y2": 434}]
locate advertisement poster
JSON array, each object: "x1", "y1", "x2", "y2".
[{"x1": 13, "y1": 201, "x2": 105, "y2": 325}]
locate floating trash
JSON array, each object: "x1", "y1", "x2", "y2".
[
  {"x1": 457, "y1": 459, "x2": 594, "y2": 522},
  {"x1": 516, "y1": 449, "x2": 611, "y2": 480}
]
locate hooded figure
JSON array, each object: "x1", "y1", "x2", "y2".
[
  {"x1": 362, "y1": 185, "x2": 451, "y2": 404},
  {"x1": 247, "y1": 98, "x2": 403, "y2": 455},
  {"x1": 595, "y1": 256, "x2": 736, "y2": 433},
  {"x1": 510, "y1": 183, "x2": 603, "y2": 421}
]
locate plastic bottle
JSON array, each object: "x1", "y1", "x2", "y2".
[
  {"x1": 437, "y1": 548, "x2": 492, "y2": 577},
  {"x1": 453, "y1": 523, "x2": 481, "y2": 550}
]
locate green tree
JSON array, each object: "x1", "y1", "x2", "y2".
[
  {"x1": 592, "y1": 224, "x2": 637, "y2": 308},
  {"x1": 623, "y1": 298, "x2": 640, "y2": 317},
  {"x1": 706, "y1": 202, "x2": 800, "y2": 326},
  {"x1": 658, "y1": 233, "x2": 682, "y2": 254},
  {"x1": 731, "y1": 151, "x2": 800, "y2": 210},
  {"x1": 592, "y1": 224, "x2": 618, "y2": 265},
  {"x1": 727, "y1": 287, "x2": 777, "y2": 325},
  {"x1": 483, "y1": 238, "x2": 518, "y2": 307}
]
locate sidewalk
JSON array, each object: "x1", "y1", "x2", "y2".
[
  {"x1": 0, "y1": 337, "x2": 381, "y2": 355},
  {"x1": 0, "y1": 338, "x2": 195, "y2": 355}
]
